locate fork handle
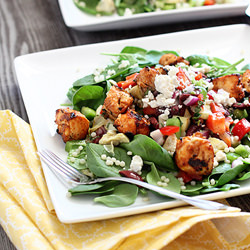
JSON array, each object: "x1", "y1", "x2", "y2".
[{"x1": 85, "y1": 177, "x2": 230, "y2": 210}]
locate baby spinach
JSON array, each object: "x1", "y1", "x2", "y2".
[
  {"x1": 74, "y1": 0, "x2": 99, "y2": 15},
  {"x1": 182, "y1": 183, "x2": 203, "y2": 193},
  {"x1": 146, "y1": 162, "x2": 180, "y2": 194},
  {"x1": 73, "y1": 85, "x2": 105, "y2": 110},
  {"x1": 237, "y1": 171, "x2": 250, "y2": 181},
  {"x1": 208, "y1": 162, "x2": 231, "y2": 181},
  {"x1": 66, "y1": 140, "x2": 87, "y2": 170},
  {"x1": 120, "y1": 134, "x2": 176, "y2": 171},
  {"x1": 216, "y1": 164, "x2": 248, "y2": 186},
  {"x1": 69, "y1": 181, "x2": 118, "y2": 195},
  {"x1": 200, "y1": 183, "x2": 240, "y2": 194},
  {"x1": 94, "y1": 183, "x2": 138, "y2": 207},
  {"x1": 86, "y1": 143, "x2": 131, "y2": 177}
]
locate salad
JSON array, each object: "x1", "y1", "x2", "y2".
[
  {"x1": 55, "y1": 46, "x2": 250, "y2": 208},
  {"x1": 73, "y1": 0, "x2": 234, "y2": 16}
]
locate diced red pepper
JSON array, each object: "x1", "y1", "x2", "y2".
[
  {"x1": 231, "y1": 118, "x2": 250, "y2": 140},
  {"x1": 206, "y1": 113, "x2": 226, "y2": 134},
  {"x1": 210, "y1": 102, "x2": 226, "y2": 115},
  {"x1": 143, "y1": 106, "x2": 158, "y2": 115},
  {"x1": 176, "y1": 67, "x2": 191, "y2": 90},
  {"x1": 204, "y1": 0, "x2": 215, "y2": 5},
  {"x1": 195, "y1": 72, "x2": 203, "y2": 80},
  {"x1": 160, "y1": 126, "x2": 180, "y2": 136},
  {"x1": 117, "y1": 73, "x2": 139, "y2": 89},
  {"x1": 207, "y1": 93, "x2": 214, "y2": 100},
  {"x1": 119, "y1": 170, "x2": 143, "y2": 182}
]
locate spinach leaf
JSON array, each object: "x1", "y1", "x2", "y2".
[
  {"x1": 94, "y1": 183, "x2": 138, "y2": 207},
  {"x1": 208, "y1": 162, "x2": 231, "y2": 181},
  {"x1": 237, "y1": 171, "x2": 250, "y2": 181},
  {"x1": 86, "y1": 143, "x2": 131, "y2": 177},
  {"x1": 200, "y1": 183, "x2": 240, "y2": 194},
  {"x1": 73, "y1": 85, "x2": 104, "y2": 110},
  {"x1": 182, "y1": 183, "x2": 203, "y2": 193},
  {"x1": 69, "y1": 181, "x2": 118, "y2": 195},
  {"x1": 146, "y1": 162, "x2": 180, "y2": 194},
  {"x1": 216, "y1": 164, "x2": 248, "y2": 186},
  {"x1": 186, "y1": 55, "x2": 213, "y2": 66},
  {"x1": 73, "y1": 0, "x2": 99, "y2": 15},
  {"x1": 241, "y1": 64, "x2": 250, "y2": 71},
  {"x1": 73, "y1": 74, "x2": 96, "y2": 88},
  {"x1": 121, "y1": 46, "x2": 147, "y2": 55},
  {"x1": 65, "y1": 140, "x2": 87, "y2": 170},
  {"x1": 120, "y1": 134, "x2": 176, "y2": 171}
]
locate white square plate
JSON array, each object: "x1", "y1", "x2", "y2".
[
  {"x1": 58, "y1": 0, "x2": 249, "y2": 31},
  {"x1": 15, "y1": 24, "x2": 250, "y2": 223}
]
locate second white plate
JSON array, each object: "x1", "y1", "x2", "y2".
[{"x1": 58, "y1": 0, "x2": 249, "y2": 31}]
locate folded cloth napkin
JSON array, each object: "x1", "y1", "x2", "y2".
[{"x1": 1, "y1": 110, "x2": 250, "y2": 250}]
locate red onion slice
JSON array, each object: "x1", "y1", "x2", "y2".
[
  {"x1": 231, "y1": 159, "x2": 243, "y2": 168},
  {"x1": 183, "y1": 96, "x2": 199, "y2": 106}
]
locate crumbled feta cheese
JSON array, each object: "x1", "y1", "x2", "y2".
[
  {"x1": 231, "y1": 135, "x2": 240, "y2": 147},
  {"x1": 244, "y1": 99, "x2": 250, "y2": 105},
  {"x1": 124, "y1": 8, "x2": 133, "y2": 16},
  {"x1": 96, "y1": 0, "x2": 115, "y2": 13},
  {"x1": 107, "y1": 69, "x2": 116, "y2": 76},
  {"x1": 215, "y1": 151, "x2": 227, "y2": 162},
  {"x1": 163, "y1": 134, "x2": 177, "y2": 155},
  {"x1": 101, "y1": 154, "x2": 107, "y2": 160},
  {"x1": 118, "y1": 60, "x2": 130, "y2": 69},
  {"x1": 129, "y1": 155, "x2": 143, "y2": 174},
  {"x1": 211, "y1": 89, "x2": 236, "y2": 106},
  {"x1": 94, "y1": 74, "x2": 105, "y2": 83},
  {"x1": 190, "y1": 181, "x2": 196, "y2": 186},
  {"x1": 127, "y1": 151, "x2": 132, "y2": 156}
]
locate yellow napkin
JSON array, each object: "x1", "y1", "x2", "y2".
[{"x1": 1, "y1": 110, "x2": 250, "y2": 250}]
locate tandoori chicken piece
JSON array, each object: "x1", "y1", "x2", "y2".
[
  {"x1": 212, "y1": 74, "x2": 245, "y2": 101},
  {"x1": 55, "y1": 108, "x2": 89, "y2": 143},
  {"x1": 242, "y1": 69, "x2": 250, "y2": 93},
  {"x1": 101, "y1": 86, "x2": 133, "y2": 120},
  {"x1": 114, "y1": 109, "x2": 150, "y2": 136},
  {"x1": 135, "y1": 66, "x2": 159, "y2": 92},
  {"x1": 159, "y1": 53, "x2": 190, "y2": 66},
  {"x1": 175, "y1": 134, "x2": 214, "y2": 177}
]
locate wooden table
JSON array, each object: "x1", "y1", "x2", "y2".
[{"x1": 1, "y1": 0, "x2": 250, "y2": 249}]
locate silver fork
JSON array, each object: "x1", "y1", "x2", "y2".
[{"x1": 38, "y1": 149, "x2": 231, "y2": 210}]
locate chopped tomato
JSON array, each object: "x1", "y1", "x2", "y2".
[
  {"x1": 204, "y1": 0, "x2": 215, "y2": 5},
  {"x1": 176, "y1": 67, "x2": 191, "y2": 90},
  {"x1": 143, "y1": 106, "x2": 158, "y2": 115},
  {"x1": 160, "y1": 126, "x2": 180, "y2": 136},
  {"x1": 177, "y1": 171, "x2": 202, "y2": 183},
  {"x1": 210, "y1": 102, "x2": 226, "y2": 115},
  {"x1": 232, "y1": 118, "x2": 250, "y2": 140},
  {"x1": 195, "y1": 72, "x2": 203, "y2": 80},
  {"x1": 117, "y1": 73, "x2": 139, "y2": 89},
  {"x1": 219, "y1": 132, "x2": 231, "y2": 147},
  {"x1": 206, "y1": 113, "x2": 226, "y2": 134}
]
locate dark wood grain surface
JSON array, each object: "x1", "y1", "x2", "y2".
[{"x1": 1, "y1": 0, "x2": 250, "y2": 249}]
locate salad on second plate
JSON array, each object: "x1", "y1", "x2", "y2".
[
  {"x1": 55, "y1": 46, "x2": 250, "y2": 207},
  {"x1": 73, "y1": 0, "x2": 235, "y2": 17}
]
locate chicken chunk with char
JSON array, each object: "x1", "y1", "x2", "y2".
[
  {"x1": 175, "y1": 133, "x2": 214, "y2": 177},
  {"x1": 55, "y1": 108, "x2": 89, "y2": 143},
  {"x1": 101, "y1": 86, "x2": 133, "y2": 120},
  {"x1": 114, "y1": 109, "x2": 150, "y2": 137}
]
